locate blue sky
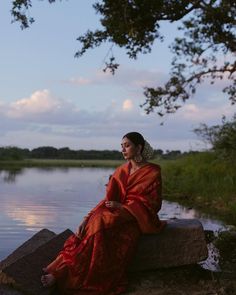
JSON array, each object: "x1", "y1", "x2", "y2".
[{"x1": 0, "y1": 0, "x2": 235, "y2": 151}]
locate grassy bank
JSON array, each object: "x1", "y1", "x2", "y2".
[
  {"x1": 160, "y1": 152, "x2": 236, "y2": 225},
  {"x1": 0, "y1": 159, "x2": 124, "y2": 168}
]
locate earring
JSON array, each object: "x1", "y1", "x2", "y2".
[{"x1": 134, "y1": 153, "x2": 143, "y2": 163}]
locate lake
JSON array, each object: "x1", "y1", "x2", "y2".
[{"x1": 0, "y1": 167, "x2": 227, "y2": 269}]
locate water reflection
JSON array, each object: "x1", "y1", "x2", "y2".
[
  {"x1": 0, "y1": 169, "x2": 24, "y2": 183},
  {"x1": 3, "y1": 201, "x2": 57, "y2": 230},
  {"x1": 160, "y1": 201, "x2": 226, "y2": 231},
  {"x1": 0, "y1": 167, "x2": 112, "y2": 260},
  {"x1": 0, "y1": 167, "x2": 227, "y2": 271}
]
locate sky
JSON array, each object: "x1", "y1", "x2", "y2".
[{"x1": 0, "y1": 0, "x2": 235, "y2": 152}]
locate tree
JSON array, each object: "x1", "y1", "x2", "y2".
[
  {"x1": 194, "y1": 114, "x2": 236, "y2": 159},
  {"x1": 11, "y1": 0, "x2": 236, "y2": 116},
  {"x1": 0, "y1": 146, "x2": 29, "y2": 160},
  {"x1": 31, "y1": 146, "x2": 58, "y2": 158}
]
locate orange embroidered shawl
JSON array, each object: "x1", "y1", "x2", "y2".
[
  {"x1": 85, "y1": 162, "x2": 165, "y2": 235},
  {"x1": 45, "y1": 162, "x2": 165, "y2": 294}
]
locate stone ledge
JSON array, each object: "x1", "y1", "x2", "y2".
[
  {"x1": 1, "y1": 229, "x2": 73, "y2": 295},
  {"x1": 0, "y1": 219, "x2": 208, "y2": 295},
  {"x1": 0, "y1": 229, "x2": 56, "y2": 271},
  {"x1": 129, "y1": 218, "x2": 208, "y2": 271}
]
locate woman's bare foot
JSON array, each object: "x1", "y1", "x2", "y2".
[
  {"x1": 41, "y1": 274, "x2": 56, "y2": 288},
  {"x1": 42, "y1": 267, "x2": 48, "y2": 274}
]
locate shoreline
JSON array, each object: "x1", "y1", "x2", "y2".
[
  {"x1": 1, "y1": 156, "x2": 236, "y2": 226},
  {"x1": 0, "y1": 159, "x2": 124, "y2": 168}
]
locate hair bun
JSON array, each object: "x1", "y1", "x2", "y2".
[{"x1": 142, "y1": 140, "x2": 154, "y2": 160}]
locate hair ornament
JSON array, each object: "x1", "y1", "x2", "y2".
[{"x1": 142, "y1": 140, "x2": 154, "y2": 160}]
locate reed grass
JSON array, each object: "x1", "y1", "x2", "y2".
[
  {"x1": 158, "y1": 152, "x2": 236, "y2": 225},
  {"x1": 0, "y1": 159, "x2": 124, "y2": 168}
]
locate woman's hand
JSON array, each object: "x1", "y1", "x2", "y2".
[
  {"x1": 75, "y1": 218, "x2": 88, "y2": 238},
  {"x1": 105, "y1": 201, "x2": 122, "y2": 209}
]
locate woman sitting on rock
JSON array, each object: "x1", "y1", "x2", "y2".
[{"x1": 41, "y1": 131, "x2": 165, "y2": 295}]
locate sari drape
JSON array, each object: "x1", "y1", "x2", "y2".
[{"x1": 45, "y1": 162, "x2": 165, "y2": 295}]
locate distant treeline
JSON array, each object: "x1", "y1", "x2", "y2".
[{"x1": 0, "y1": 146, "x2": 196, "y2": 161}]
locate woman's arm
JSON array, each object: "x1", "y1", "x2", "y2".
[
  {"x1": 75, "y1": 171, "x2": 123, "y2": 236},
  {"x1": 75, "y1": 199, "x2": 105, "y2": 237},
  {"x1": 75, "y1": 218, "x2": 88, "y2": 238},
  {"x1": 105, "y1": 200, "x2": 122, "y2": 209}
]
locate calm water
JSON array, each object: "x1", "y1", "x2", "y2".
[{"x1": 0, "y1": 167, "x2": 227, "y2": 269}]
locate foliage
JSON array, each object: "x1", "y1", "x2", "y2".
[
  {"x1": 10, "y1": 0, "x2": 236, "y2": 116},
  {"x1": 0, "y1": 145, "x2": 183, "y2": 160},
  {"x1": 161, "y1": 150, "x2": 182, "y2": 159},
  {"x1": 11, "y1": 0, "x2": 58, "y2": 29},
  {"x1": 0, "y1": 159, "x2": 124, "y2": 169},
  {"x1": 215, "y1": 230, "x2": 236, "y2": 274},
  {"x1": 0, "y1": 146, "x2": 29, "y2": 160},
  {"x1": 0, "y1": 146, "x2": 125, "y2": 160},
  {"x1": 31, "y1": 146, "x2": 59, "y2": 158},
  {"x1": 194, "y1": 114, "x2": 236, "y2": 160},
  {"x1": 161, "y1": 151, "x2": 236, "y2": 225}
]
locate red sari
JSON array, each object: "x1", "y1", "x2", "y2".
[{"x1": 45, "y1": 162, "x2": 165, "y2": 295}]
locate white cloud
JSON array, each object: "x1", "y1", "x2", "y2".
[
  {"x1": 65, "y1": 67, "x2": 167, "y2": 89},
  {"x1": 7, "y1": 90, "x2": 60, "y2": 118},
  {"x1": 0, "y1": 89, "x2": 235, "y2": 151},
  {"x1": 178, "y1": 102, "x2": 235, "y2": 122},
  {"x1": 67, "y1": 77, "x2": 91, "y2": 85},
  {"x1": 122, "y1": 99, "x2": 133, "y2": 111},
  {"x1": 0, "y1": 100, "x2": 8, "y2": 113}
]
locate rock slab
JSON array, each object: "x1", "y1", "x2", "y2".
[
  {"x1": 0, "y1": 229, "x2": 56, "y2": 270},
  {"x1": 0, "y1": 229, "x2": 73, "y2": 295},
  {"x1": 129, "y1": 218, "x2": 208, "y2": 271},
  {"x1": 0, "y1": 219, "x2": 208, "y2": 295}
]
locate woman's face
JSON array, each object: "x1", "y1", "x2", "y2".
[{"x1": 121, "y1": 137, "x2": 141, "y2": 160}]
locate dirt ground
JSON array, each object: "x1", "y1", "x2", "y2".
[
  {"x1": 0, "y1": 286, "x2": 22, "y2": 295},
  {"x1": 0, "y1": 265, "x2": 236, "y2": 295},
  {"x1": 126, "y1": 266, "x2": 236, "y2": 295}
]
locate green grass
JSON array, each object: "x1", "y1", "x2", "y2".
[
  {"x1": 158, "y1": 152, "x2": 236, "y2": 225},
  {"x1": 0, "y1": 159, "x2": 124, "y2": 168}
]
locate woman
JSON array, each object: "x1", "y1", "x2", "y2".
[{"x1": 41, "y1": 132, "x2": 165, "y2": 295}]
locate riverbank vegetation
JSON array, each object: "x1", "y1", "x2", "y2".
[
  {"x1": 1, "y1": 115, "x2": 235, "y2": 224},
  {"x1": 162, "y1": 115, "x2": 236, "y2": 225},
  {"x1": 0, "y1": 159, "x2": 124, "y2": 168},
  {"x1": 0, "y1": 146, "x2": 180, "y2": 161},
  {"x1": 161, "y1": 152, "x2": 236, "y2": 226}
]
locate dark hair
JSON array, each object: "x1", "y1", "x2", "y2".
[{"x1": 123, "y1": 132, "x2": 145, "y2": 151}]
